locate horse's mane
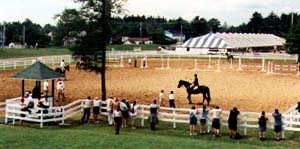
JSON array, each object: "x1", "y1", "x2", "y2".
[{"x1": 179, "y1": 80, "x2": 191, "y2": 85}]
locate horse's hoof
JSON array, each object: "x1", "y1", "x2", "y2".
[{"x1": 188, "y1": 102, "x2": 192, "y2": 104}]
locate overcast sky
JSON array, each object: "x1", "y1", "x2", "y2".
[{"x1": 0, "y1": 0, "x2": 300, "y2": 26}]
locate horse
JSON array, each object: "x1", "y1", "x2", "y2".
[
  {"x1": 225, "y1": 52, "x2": 234, "y2": 62},
  {"x1": 55, "y1": 65, "x2": 70, "y2": 77},
  {"x1": 177, "y1": 80, "x2": 211, "y2": 105},
  {"x1": 75, "y1": 60, "x2": 84, "y2": 70}
]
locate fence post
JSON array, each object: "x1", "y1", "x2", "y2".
[
  {"x1": 238, "y1": 55, "x2": 243, "y2": 71},
  {"x1": 14, "y1": 61, "x2": 16, "y2": 69},
  {"x1": 261, "y1": 57, "x2": 265, "y2": 72},
  {"x1": 207, "y1": 116, "x2": 210, "y2": 133},
  {"x1": 230, "y1": 58, "x2": 233, "y2": 69},
  {"x1": 5, "y1": 104, "x2": 8, "y2": 124},
  {"x1": 161, "y1": 56, "x2": 164, "y2": 69},
  {"x1": 12, "y1": 107, "x2": 15, "y2": 125},
  {"x1": 208, "y1": 55, "x2": 212, "y2": 69},
  {"x1": 194, "y1": 59, "x2": 198, "y2": 73},
  {"x1": 166, "y1": 57, "x2": 170, "y2": 69},
  {"x1": 243, "y1": 114, "x2": 247, "y2": 136},
  {"x1": 216, "y1": 58, "x2": 221, "y2": 72},
  {"x1": 297, "y1": 62, "x2": 300, "y2": 76},
  {"x1": 141, "y1": 106, "x2": 145, "y2": 127},
  {"x1": 40, "y1": 109, "x2": 44, "y2": 128},
  {"x1": 62, "y1": 107, "x2": 65, "y2": 125},
  {"x1": 282, "y1": 126, "x2": 285, "y2": 139},
  {"x1": 173, "y1": 108, "x2": 176, "y2": 129}
]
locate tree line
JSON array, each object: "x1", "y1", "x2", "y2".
[{"x1": 0, "y1": 11, "x2": 299, "y2": 47}]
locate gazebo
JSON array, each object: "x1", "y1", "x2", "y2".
[{"x1": 11, "y1": 61, "x2": 65, "y2": 105}]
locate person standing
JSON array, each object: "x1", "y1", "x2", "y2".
[
  {"x1": 189, "y1": 106, "x2": 198, "y2": 136},
  {"x1": 169, "y1": 91, "x2": 175, "y2": 108},
  {"x1": 258, "y1": 111, "x2": 268, "y2": 141},
  {"x1": 272, "y1": 109, "x2": 282, "y2": 141},
  {"x1": 106, "y1": 97, "x2": 114, "y2": 125},
  {"x1": 228, "y1": 107, "x2": 240, "y2": 139},
  {"x1": 93, "y1": 97, "x2": 101, "y2": 123},
  {"x1": 159, "y1": 90, "x2": 165, "y2": 107},
  {"x1": 199, "y1": 105, "x2": 209, "y2": 134},
  {"x1": 295, "y1": 102, "x2": 300, "y2": 113},
  {"x1": 113, "y1": 106, "x2": 122, "y2": 135},
  {"x1": 130, "y1": 101, "x2": 138, "y2": 129},
  {"x1": 81, "y1": 96, "x2": 92, "y2": 123},
  {"x1": 120, "y1": 99, "x2": 129, "y2": 128},
  {"x1": 134, "y1": 58, "x2": 137, "y2": 68},
  {"x1": 212, "y1": 106, "x2": 222, "y2": 137},
  {"x1": 56, "y1": 80, "x2": 65, "y2": 102},
  {"x1": 149, "y1": 100, "x2": 159, "y2": 130},
  {"x1": 43, "y1": 80, "x2": 49, "y2": 96}
]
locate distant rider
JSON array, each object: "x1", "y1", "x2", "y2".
[
  {"x1": 60, "y1": 59, "x2": 65, "y2": 71},
  {"x1": 191, "y1": 74, "x2": 199, "y2": 90}
]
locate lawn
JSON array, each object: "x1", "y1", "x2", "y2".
[
  {"x1": 0, "y1": 44, "x2": 160, "y2": 59},
  {"x1": 0, "y1": 117, "x2": 299, "y2": 149}
]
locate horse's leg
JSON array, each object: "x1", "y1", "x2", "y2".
[
  {"x1": 202, "y1": 93, "x2": 206, "y2": 105},
  {"x1": 187, "y1": 94, "x2": 192, "y2": 104}
]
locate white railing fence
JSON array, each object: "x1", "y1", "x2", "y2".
[
  {"x1": 0, "y1": 55, "x2": 75, "y2": 71},
  {"x1": 1, "y1": 98, "x2": 300, "y2": 139}
]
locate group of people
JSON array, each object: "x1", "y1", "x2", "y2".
[
  {"x1": 189, "y1": 105, "x2": 284, "y2": 141},
  {"x1": 81, "y1": 96, "x2": 139, "y2": 135},
  {"x1": 158, "y1": 90, "x2": 175, "y2": 108},
  {"x1": 42, "y1": 79, "x2": 65, "y2": 102}
]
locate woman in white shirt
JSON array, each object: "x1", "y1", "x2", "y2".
[
  {"x1": 199, "y1": 105, "x2": 209, "y2": 134},
  {"x1": 113, "y1": 106, "x2": 122, "y2": 135},
  {"x1": 93, "y1": 97, "x2": 101, "y2": 123},
  {"x1": 130, "y1": 101, "x2": 138, "y2": 129},
  {"x1": 212, "y1": 106, "x2": 222, "y2": 137}
]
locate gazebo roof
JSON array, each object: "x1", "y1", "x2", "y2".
[{"x1": 11, "y1": 61, "x2": 65, "y2": 81}]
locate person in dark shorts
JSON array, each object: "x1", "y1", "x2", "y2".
[
  {"x1": 199, "y1": 105, "x2": 209, "y2": 134},
  {"x1": 169, "y1": 91, "x2": 175, "y2": 108},
  {"x1": 228, "y1": 107, "x2": 240, "y2": 139},
  {"x1": 272, "y1": 109, "x2": 282, "y2": 141},
  {"x1": 149, "y1": 100, "x2": 159, "y2": 130},
  {"x1": 258, "y1": 111, "x2": 268, "y2": 141},
  {"x1": 113, "y1": 106, "x2": 122, "y2": 135},
  {"x1": 189, "y1": 106, "x2": 198, "y2": 136},
  {"x1": 212, "y1": 106, "x2": 222, "y2": 137},
  {"x1": 120, "y1": 99, "x2": 129, "y2": 128},
  {"x1": 93, "y1": 97, "x2": 100, "y2": 123}
]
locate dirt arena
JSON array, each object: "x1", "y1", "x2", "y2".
[{"x1": 1, "y1": 58, "x2": 300, "y2": 113}]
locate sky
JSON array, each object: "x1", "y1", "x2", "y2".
[{"x1": 0, "y1": 0, "x2": 300, "y2": 26}]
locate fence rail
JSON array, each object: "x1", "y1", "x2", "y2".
[{"x1": 1, "y1": 98, "x2": 300, "y2": 139}]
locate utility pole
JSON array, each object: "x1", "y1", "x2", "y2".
[
  {"x1": 139, "y1": 22, "x2": 143, "y2": 37},
  {"x1": 23, "y1": 25, "x2": 26, "y2": 47},
  {"x1": 291, "y1": 13, "x2": 294, "y2": 26},
  {"x1": 180, "y1": 24, "x2": 183, "y2": 43},
  {"x1": 2, "y1": 23, "x2": 5, "y2": 48}
]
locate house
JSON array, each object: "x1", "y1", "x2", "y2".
[
  {"x1": 122, "y1": 37, "x2": 153, "y2": 45},
  {"x1": 164, "y1": 30, "x2": 185, "y2": 42}
]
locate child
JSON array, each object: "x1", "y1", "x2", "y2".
[
  {"x1": 212, "y1": 106, "x2": 222, "y2": 137},
  {"x1": 169, "y1": 91, "x2": 175, "y2": 108},
  {"x1": 189, "y1": 106, "x2": 198, "y2": 136},
  {"x1": 258, "y1": 111, "x2": 268, "y2": 141},
  {"x1": 159, "y1": 90, "x2": 164, "y2": 107},
  {"x1": 200, "y1": 105, "x2": 209, "y2": 134}
]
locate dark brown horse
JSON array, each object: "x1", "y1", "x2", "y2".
[
  {"x1": 178, "y1": 80, "x2": 211, "y2": 105},
  {"x1": 55, "y1": 65, "x2": 70, "y2": 77},
  {"x1": 226, "y1": 52, "x2": 234, "y2": 62}
]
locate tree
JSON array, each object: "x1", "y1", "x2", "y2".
[
  {"x1": 286, "y1": 22, "x2": 300, "y2": 63},
  {"x1": 69, "y1": 0, "x2": 126, "y2": 101},
  {"x1": 191, "y1": 16, "x2": 208, "y2": 36},
  {"x1": 208, "y1": 18, "x2": 221, "y2": 33},
  {"x1": 248, "y1": 12, "x2": 263, "y2": 33}
]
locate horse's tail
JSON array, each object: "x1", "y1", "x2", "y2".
[{"x1": 207, "y1": 87, "x2": 211, "y2": 103}]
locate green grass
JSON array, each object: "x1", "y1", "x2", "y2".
[
  {"x1": 0, "y1": 48, "x2": 72, "y2": 59},
  {"x1": 0, "y1": 117, "x2": 299, "y2": 149}
]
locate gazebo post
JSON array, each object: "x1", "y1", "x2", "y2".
[
  {"x1": 52, "y1": 80, "x2": 55, "y2": 105},
  {"x1": 22, "y1": 80, "x2": 24, "y2": 97}
]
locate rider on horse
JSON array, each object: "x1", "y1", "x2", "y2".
[
  {"x1": 60, "y1": 59, "x2": 65, "y2": 71},
  {"x1": 190, "y1": 74, "x2": 199, "y2": 90}
]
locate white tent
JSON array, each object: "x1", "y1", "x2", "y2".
[{"x1": 182, "y1": 32, "x2": 286, "y2": 49}]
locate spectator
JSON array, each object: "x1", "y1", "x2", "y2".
[
  {"x1": 120, "y1": 99, "x2": 129, "y2": 128},
  {"x1": 37, "y1": 97, "x2": 50, "y2": 114},
  {"x1": 199, "y1": 105, "x2": 209, "y2": 134},
  {"x1": 228, "y1": 107, "x2": 240, "y2": 139},
  {"x1": 56, "y1": 80, "x2": 65, "y2": 102},
  {"x1": 258, "y1": 111, "x2": 268, "y2": 141},
  {"x1": 60, "y1": 59, "x2": 65, "y2": 71},
  {"x1": 43, "y1": 80, "x2": 49, "y2": 96},
  {"x1": 272, "y1": 109, "x2": 282, "y2": 141},
  {"x1": 295, "y1": 102, "x2": 300, "y2": 113},
  {"x1": 20, "y1": 98, "x2": 27, "y2": 125},
  {"x1": 134, "y1": 58, "x2": 137, "y2": 68},
  {"x1": 81, "y1": 96, "x2": 92, "y2": 123},
  {"x1": 112, "y1": 97, "x2": 120, "y2": 126},
  {"x1": 113, "y1": 106, "x2": 122, "y2": 135},
  {"x1": 212, "y1": 106, "x2": 222, "y2": 137},
  {"x1": 142, "y1": 56, "x2": 146, "y2": 67},
  {"x1": 93, "y1": 97, "x2": 100, "y2": 123},
  {"x1": 169, "y1": 91, "x2": 175, "y2": 108},
  {"x1": 130, "y1": 101, "x2": 138, "y2": 129},
  {"x1": 149, "y1": 100, "x2": 159, "y2": 130},
  {"x1": 106, "y1": 97, "x2": 114, "y2": 126},
  {"x1": 159, "y1": 90, "x2": 165, "y2": 107},
  {"x1": 189, "y1": 106, "x2": 198, "y2": 136}
]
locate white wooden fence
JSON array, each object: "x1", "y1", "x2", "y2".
[
  {"x1": 1, "y1": 98, "x2": 300, "y2": 139},
  {"x1": 0, "y1": 55, "x2": 74, "y2": 71}
]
